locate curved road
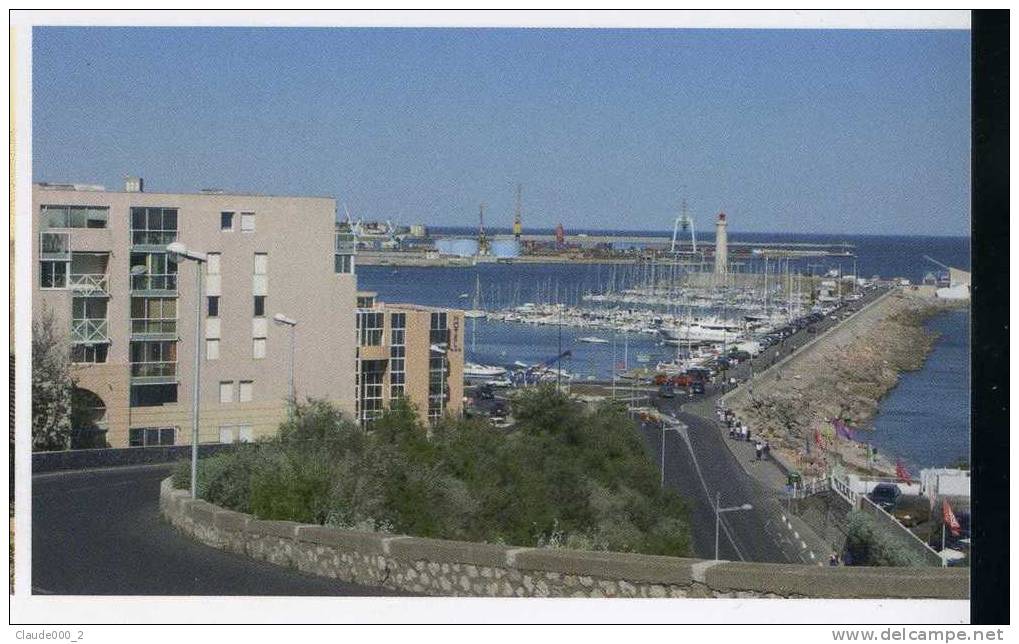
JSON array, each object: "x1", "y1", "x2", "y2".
[{"x1": 32, "y1": 464, "x2": 401, "y2": 595}]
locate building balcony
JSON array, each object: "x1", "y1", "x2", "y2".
[
  {"x1": 71, "y1": 319, "x2": 109, "y2": 344},
  {"x1": 68, "y1": 273, "x2": 110, "y2": 297},
  {"x1": 130, "y1": 361, "x2": 178, "y2": 384},
  {"x1": 130, "y1": 273, "x2": 178, "y2": 295},
  {"x1": 131, "y1": 318, "x2": 178, "y2": 340},
  {"x1": 335, "y1": 232, "x2": 358, "y2": 255},
  {"x1": 130, "y1": 230, "x2": 178, "y2": 251}
]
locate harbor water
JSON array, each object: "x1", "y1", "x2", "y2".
[
  {"x1": 357, "y1": 233, "x2": 970, "y2": 467},
  {"x1": 868, "y1": 308, "x2": 971, "y2": 471}
]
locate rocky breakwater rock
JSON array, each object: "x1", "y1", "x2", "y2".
[{"x1": 730, "y1": 289, "x2": 963, "y2": 477}]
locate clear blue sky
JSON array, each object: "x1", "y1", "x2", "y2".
[{"x1": 32, "y1": 27, "x2": 971, "y2": 236}]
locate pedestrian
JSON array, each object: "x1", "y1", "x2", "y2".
[
  {"x1": 755, "y1": 441, "x2": 763, "y2": 461},
  {"x1": 729, "y1": 424, "x2": 735, "y2": 439},
  {"x1": 746, "y1": 426, "x2": 752, "y2": 442},
  {"x1": 829, "y1": 552, "x2": 839, "y2": 567},
  {"x1": 763, "y1": 440, "x2": 771, "y2": 459}
]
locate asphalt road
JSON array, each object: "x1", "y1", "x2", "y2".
[
  {"x1": 635, "y1": 287, "x2": 891, "y2": 563},
  {"x1": 31, "y1": 464, "x2": 402, "y2": 595}
]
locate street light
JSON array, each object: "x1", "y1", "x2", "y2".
[
  {"x1": 273, "y1": 313, "x2": 298, "y2": 412},
  {"x1": 166, "y1": 242, "x2": 207, "y2": 500},
  {"x1": 715, "y1": 491, "x2": 753, "y2": 561}
]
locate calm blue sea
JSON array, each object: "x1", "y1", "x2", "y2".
[{"x1": 357, "y1": 233, "x2": 970, "y2": 468}]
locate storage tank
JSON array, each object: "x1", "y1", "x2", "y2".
[
  {"x1": 491, "y1": 239, "x2": 521, "y2": 258},
  {"x1": 436, "y1": 238, "x2": 478, "y2": 257}
]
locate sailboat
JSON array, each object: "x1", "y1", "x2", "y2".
[{"x1": 464, "y1": 275, "x2": 486, "y2": 319}]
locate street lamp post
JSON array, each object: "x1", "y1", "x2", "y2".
[
  {"x1": 166, "y1": 242, "x2": 208, "y2": 500},
  {"x1": 714, "y1": 491, "x2": 753, "y2": 561},
  {"x1": 273, "y1": 313, "x2": 298, "y2": 415}
]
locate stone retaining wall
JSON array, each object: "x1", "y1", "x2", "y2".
[{"x1": 160, "y1": 478, "x2": 969, "y2": 599}]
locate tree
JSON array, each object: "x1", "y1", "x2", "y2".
[{"x1": 32, "y1": 306, "x2": 74, "y2": 451}]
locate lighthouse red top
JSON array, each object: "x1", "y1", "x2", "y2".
[{"x1": 718, "y1": 212, "x2": 726, "y2": 221}]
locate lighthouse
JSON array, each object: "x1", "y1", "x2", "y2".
[{"x1": 714, "y1": 212, "x2": 728, "y2": 276}]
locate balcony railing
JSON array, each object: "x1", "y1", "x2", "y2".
[
  {"x1": 131, "y1": 318, "x2": 178, "y2": 337},
  {"x1": 131, "y1": 230, "x2": 178, "y2": 247},
  {"x1": 71, "y1": 319, "x2": 109, "y2": 344},
  {"x1": 68, "y1": 273, "x2": 109, "y2": 296},
  {"x1": 130, "y1": 361, "x2": 177, "y2": 379},
  {"x1": 130, "y1": 273, "x2": 178, "y2": 293}
]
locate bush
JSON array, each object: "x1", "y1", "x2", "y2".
[
  {"x1": 845, "y1": 510, "x2": 927, "y2": 567},
  {"x1": 174, "y1": 390, "x2": 692, "y2": 557}
]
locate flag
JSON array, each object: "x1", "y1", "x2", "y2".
[
  {"x1": 832, "y1": 418, "x2": 855, "y2": 441},
  {"x1": 942, "y1": 499, "x2": 961, "y2": 537},
  {"x1": 896, "y1": 459, "x2": 911, "y2": 482}
]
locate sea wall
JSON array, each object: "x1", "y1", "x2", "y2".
[{"x1": 160, "y1": 478, "x2": 968, "y2": 599}]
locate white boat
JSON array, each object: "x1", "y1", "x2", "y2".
[
  {"x1": 464, "y1": 310, "x2": 487, "y2": 319},
  {"x1": 485, "y1": 378, "x2": 513, "y2": 388},
  {"x1": 577, "y1": 336, "x2": 609, "y2": 344},
  {"x1": 464, "y1": 362, "x2": 507, "y2": 379}
]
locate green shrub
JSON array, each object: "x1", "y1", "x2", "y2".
[
  {"x1": 177, "y1": 391, "x2": 692, "y2": 557},
  {"x1": 845, "y1": 510, "x2": 927, "y2": 567}
]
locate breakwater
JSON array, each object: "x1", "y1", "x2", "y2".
[{"x1": 723, "y1": 288, "x2": 966, "y2": 477}]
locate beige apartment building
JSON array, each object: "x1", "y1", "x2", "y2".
[
  {"x1": 32, "y1": 179, "x2": 360, "y2": 448},
  {"x1": 355, "y1": 292, "x2": 464, "y2": 425}
]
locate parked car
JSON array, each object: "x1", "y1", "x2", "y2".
[
  {"x1": 475, "y1": 385, "x2": 495, "y2": 400},
  {"x1": 658, "y1": 384, "x2": 676, "y2": 399},
  {"x1": 868, "y1": 483, "x2": 902, "y2": 512},
  {"x1": 690, "y1": 381, "x2": 705, "y2": 395}
]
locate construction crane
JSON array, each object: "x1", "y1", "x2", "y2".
[
  {"x1": 671, "y1": 199, "x2": 696, "y2": 253},
  {"x1": 478, "y1": 203, "x2": 489, "y2": 254}
]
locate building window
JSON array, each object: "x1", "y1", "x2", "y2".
[
  {"x1": 129, "y1": 384, "x2": 178, "y2": 407},
  {"x1": 130, "y1": 207, "x2": 178, "y2": 246},
  {"x1": 70, "y1": 344, "x2": 108, "y2": 364},
  {"x1": 335, "y1": 254, "x2": 354, "y2": 274},
  {"x1": 129, "y1": 340, "x2": 177, "y2": 378},
  {"x1": 41, "y1": 205, "x2": 109, "y2": 229},
  {"x1": 206, "y1": 339, "x2": 220, "y2": 361},
  {"x1": 219, "y1": 381, "x2": 234, "y2": 404},
  {"x1": 356, "y1": 311, "x2": 384, "y2": 346},
  {"x1": 238, "y1": 425, "x2": 253, "y2": 442},
  {"x1": 129, "y1": 252, "x2": 178, "y2": 291},
  {"x1": 358, "y1": 360, "x2": 386, "y2": 424},
  {"x1": 239, "y1": 380, "x2": 253, "y2": 402},
  {"x1": 221, "y1": 212, "x2": 234, "y2": 231},
  {"x1": 253, "y1": 337, "x2": 266, "y2": 359},
  {"x1": 430, "y1": 311, "x2": 449, "y2": 345},
  {"x1": 254, "y1": 252, "x2": 268, "y2": 275},
  {"x1": 128, "y1": 426, "x2": 176, "y2": 447},
  {"x1": 389, "y1": 312, "x2": 406, "y2": 400},
  {"x1": 428, "y1": 349, "x2": 448, "y2": 422},
  {"x1": 207, "y1": 252, "x2": 221, "y2": 275},
  {"x1": 219, "y1": 426, "x2": 237, "y2": 443},
  {"x1": 40, "y1": 260, "x2": 68, "y2": 288},
  {"x1": 130, "y1": 296, "x2": 176, "y2": 335},
  {"x1": 208, "y1": 296, "x2": 219, "y2": 318},
  {"x1": 254, "y1": 295, "x2": 266, "y2": 317},
  {"x1": 357, "y1": 295, "x2": 375, "y2": 309},
  {"x1": 240, "y1": 212, "x2": 255, "y2": 232}
]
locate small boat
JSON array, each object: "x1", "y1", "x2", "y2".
[
  {"x1": 464, "y1": 309, "x2": 487, "y2": 319},
  {"x1": 577, "y1": 336, "x2": 609, "y2": 344},
  {"x1": 458, "y1": 293, "x2": 470, "y2": 299},
  {"x1": 464, "y1": 362, "x2": 508, "y2": 379}
]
